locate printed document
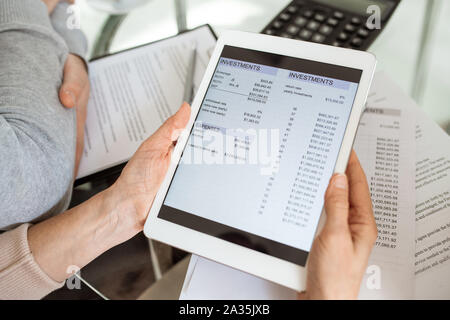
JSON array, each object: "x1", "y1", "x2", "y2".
[
  {"x1": 355, "y1": 73, "x2": 416, "y2": 299},
  {"x1": 413, "y1": 99, "x2": 450, "y2": 299}
]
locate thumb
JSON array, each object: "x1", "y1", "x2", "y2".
[
  {"x1": 323, "y1": 173, "x2": 350, "y2": 232},
  {"x1": 153, "y1": 102, "x2": 191, "y2": 146},
  {"x1": 59, "y1": 58, "x2": 87, "y2": 109}
]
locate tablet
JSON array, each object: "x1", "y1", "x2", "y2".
[{"x1": 144, "y1": 30, "x2": 376, "y2": 291}]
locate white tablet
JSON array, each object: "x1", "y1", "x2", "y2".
[{"x1": 144, "y1": 30, "x2": 376, "y2": 292}]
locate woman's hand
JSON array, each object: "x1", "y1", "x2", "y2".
[
  {"x1": 58, "y1": 54, "x2": 90, "y2": 176},
  {"x1": 298, "y1": 151, "x2": 378, "y2": 300},
  {"x1": 104, "y1": 103, "x2": 191, "y2": 242},
  {"x1": 28, "y1": 103, "x2": 191, "y2": 283}
]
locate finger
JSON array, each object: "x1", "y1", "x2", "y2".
[
  {"x1": 323, "y1": 173, "x2": 350, "y2": 233},
  {"x1": 59, "y1": 55, "x2": 88, "y2": 109},
  {"x1": 346, "y1": 151, "x2": 372, "y2": 213},
  {"x1": 346, "y1": 151, "x2": 378, "y2": 252},
  {"x1": 76, "y1": 81, "x2": 89, "y2": 126},
  {"x1": 152, "y1": 102, "x2": 191, "y2": 147},
  {"x1": 73, "y1": 82, "x2": 90, "y2": 177}
]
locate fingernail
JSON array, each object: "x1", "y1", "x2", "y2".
[{"x1": 333, "y1": 174, "x2": 348, "y2": 189}]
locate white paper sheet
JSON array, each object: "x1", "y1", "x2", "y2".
[
  {"x1": 355, "y1": 73, "x2": 416, "y2": 299},
  {"x1": 77, "y1": 25, "x2": 216, "y2": 179},
  {"x1": 179, "y1": 255, "x2": 297, "y2": 300},
  {"x1": 179, "y1": 72, "x2": 435, "y2": 300},
  {"x1": 413, "y1": 104, "x2": 450, "y2": 299}
]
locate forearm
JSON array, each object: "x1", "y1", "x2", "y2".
[
  {"x1": 0, "y1": 0, "x2": 76, "y2": 227},
  {"x1": 28, "y1": 185, "x2": 141, "y2": 282}
]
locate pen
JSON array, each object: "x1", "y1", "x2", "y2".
[{"x1": 183, "y1": 44, "x2": 197, "y2": 105}]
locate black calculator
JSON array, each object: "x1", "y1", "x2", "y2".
[{"x1": 261, "y1": 0, "x2": 401, "y2": 51}]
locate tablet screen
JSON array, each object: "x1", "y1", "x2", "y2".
[{"x1": 159, "y1": 46, "x2": 362, "y2": 266}]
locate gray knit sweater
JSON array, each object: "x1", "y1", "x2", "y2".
[{"x1": 0, "y1": 0, "x2": 87, "y2": 229}]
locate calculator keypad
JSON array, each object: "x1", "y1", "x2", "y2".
[
  {"x1": 319, "y1": 25, "x2": 333, "y2": 35},
  {"x1": 344, "y1": 23, "x2": 357, "y2": 33},
  {"x1": 262, "y1": 1, "x2": 378, "y2": 50},
  {"x1": 294, "y1": 16, "x2": 308, "y2": 27},
  {"x1": 299, "y1": 29, "x2": 312, "y2": 40},
  {"x1": 311, "y1": 33, "x2": 325, "y2": 43},
  {"x1": 286, "y1": 25, "x2": 300, "y2": 34},
  {"x1": 326, "y1": 17, "x2": 338, "y2": 27},
  {"x1": 302, "y1": 9, "x2": 314, "y2": 18},
  {"x1": 306, "y1": 20, "x2": 320, "y2": 31}
]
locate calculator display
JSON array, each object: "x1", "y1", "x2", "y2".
[{"x1": 313, "y1": 0, "x2": 394, "y2": 19}]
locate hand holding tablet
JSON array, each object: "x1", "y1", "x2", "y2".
[
  {"x1": 144, "y1": 31, "x2": 376, "y2": 291},
  {"x1": 298, "y1": 151, "x2": 378, "y2": 299}
]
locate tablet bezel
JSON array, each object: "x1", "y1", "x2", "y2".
[{"x1": 144, "y1": 30, "x2": 376, "y2": 292}]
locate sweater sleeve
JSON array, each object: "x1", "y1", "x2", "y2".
[
  {"x1": 0, "y1": 224, "x2": 64, "y2": 299},
  {"x1": 50, "y1": 2, "x2": 88, "y2": 62},
  {"x1": 0, "y1": 0, "x2": 76, "y2": 229}
]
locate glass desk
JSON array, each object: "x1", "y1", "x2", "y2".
[{"x1": 46, "y1": 0, "x2": 449, "y2": 300}]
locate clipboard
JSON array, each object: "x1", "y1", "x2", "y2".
[{"x1": 74, "y1": 24, "x2": 217, "y2": 187}]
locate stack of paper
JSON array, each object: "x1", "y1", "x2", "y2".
[{"x1": 179, "y1": 72, "x2": 450, "y2": 300}]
